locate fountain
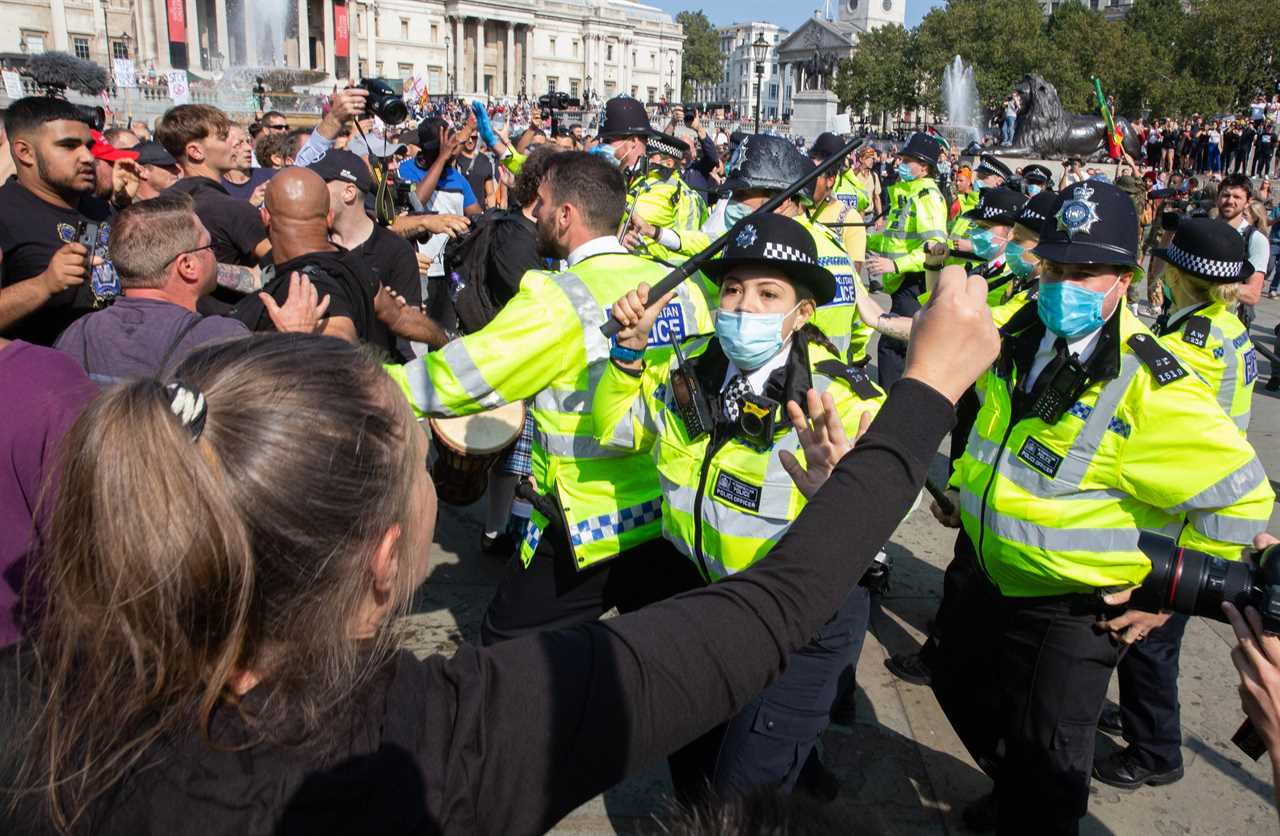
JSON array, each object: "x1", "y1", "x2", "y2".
[{"x1": 936, "y1": 55, "x2": 981, "y2": 151}]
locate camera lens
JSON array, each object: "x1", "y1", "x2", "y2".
[
  {"x1": 740, "y1": 412, "x2": 762, "y2": 436},
  {"x1": 1134, "y1": 531, "x2": 1256, "y2": 623}
]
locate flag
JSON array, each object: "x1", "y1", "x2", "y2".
[{"x1": 1093, "y1": 77, "x2": 1123, "y2": 160}]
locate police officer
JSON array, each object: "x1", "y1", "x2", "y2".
[
  {"x1": 949, "y1": 154, "x2": 1015, "y2": 261},
  {"x1": 1094, "y1": 216, "x2": 1261, "y2": 791},
  {"x1": 1020, "y1": 163, "x2": 1054, "y2": 196},
  {"x1": 808, "y1": 132, "x2": 872, "y2": 275},
  {"x1": 590, "y1": 97, "x2": 706, "y2": 262},
  {"x1": 926, "y1": 180, "x2": 1274, "y2": 833},
  {"x1": 959, "y1": 187, "x2": 1028, "y2": 306},
  {"x1": 596, "y1": 211, "x2": 885, "y2": 799},
  {"x1": 386, "y1": 150, "x2": 713, "y2": 644},
  {"x1": 865, "y1": 133, "x2": 949, "y2": 386},
  {"x1": 715, "y1": 133, "x2": 874, "y2": 365}
]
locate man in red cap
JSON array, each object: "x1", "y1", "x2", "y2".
[{"x1": 89, "y1": 129, "x2": 142, "y2": 209}]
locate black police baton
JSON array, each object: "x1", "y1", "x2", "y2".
[{"x1": 600, "y1": 136, "x2": 865, "y2": 339}]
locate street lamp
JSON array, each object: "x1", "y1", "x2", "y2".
[
  {"x1": 444, "y1": 34, "x2": 452, "y2": 96},
  {"x1": 752, "y1": 33, "x2": 768, "y2": 134},
  {"x1": 585, "y1": 73, "x2": 591, "y2": 106}
]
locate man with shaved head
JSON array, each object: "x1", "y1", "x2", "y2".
[{"x1": 230, "y1": 167, "x2": 382, "y2": 344}]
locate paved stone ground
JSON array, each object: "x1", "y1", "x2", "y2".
[{"x1": 398, "y1": 295, "x2": 1280, "y2": 836}]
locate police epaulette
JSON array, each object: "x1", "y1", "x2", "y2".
[
  {"x1": 1126, "y1": 333, "x2": 1189, "y2": 386},
  {"x1": 1182, "y1": 315, "x2": 1211, "y2": 349},
  {"x1": 814, "y1": 359, "x2": 881, "y2": 400}
]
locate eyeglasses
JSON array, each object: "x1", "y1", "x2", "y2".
[{"x1": 168, "y1": 242, "x2": 215, "y2": 264}]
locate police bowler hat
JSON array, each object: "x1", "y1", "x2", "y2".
[
  {"x1": 898, "y1": 132, "x2": 944, "y2": 168},
  {"x1": 597, "y1": 96, "x2": 660, "y2": 141},
  {"x1": 721, "y1": 134, "x2": 815, "y2": 195},
  {"x1": 976, "y1": 154, "x2": 1013, "y2": 181},
  {"x1": 1033, "y1": 180, "x2": 1139, "y2": 267},
  {"x1": 808, "y1": 131, "x2": 847, "y2": 164},
  {"x1": 1152, "y1": 217, "x2": 1255, "y2": 283},
  {"x1": 701, "y1": 213, "x2": 837, "y2": 305},
  {"x1": 963, "y1": 187, "x2": 1028, "y2": 227},
  {"x1": 1015, "y1": 189, "x2": 1061, "y2": 237}
]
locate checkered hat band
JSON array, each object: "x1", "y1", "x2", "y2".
[
  {"x1": 1166, "y1": 242, "x2": 1243, "y2": 280},
  {"x1": 760, "y1": 242, "x2": 815, "y2": 264},
  {"x1": 1022, "y1": 210, "x2": 1046, "y2": 223},
  {"x1": 648, "y1": 137, "x2": 685, "y2": 158}
]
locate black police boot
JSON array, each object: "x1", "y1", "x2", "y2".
[
  {"x1": 884, "y1": 652, "x2": 932, "y2": 686},
  {"x1": 480, "y1": 531, "x2": 516, "y2": 558},
  {"x1": 1098, "y1": 701, "x2": 1124, "y2": 736},
  {"x1": 795, "y1": 748, "x2": 841, "y2": 803},
  {"x1": 960, "y1": 791, "x2": 997, "y2": 832},
  {"x1": 1092, "y1": 746, "x2": 1184, "y2": 789}
]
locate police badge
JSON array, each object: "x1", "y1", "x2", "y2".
[
  {"x1": 1056, "y1": 183, "x2": 1100, "y2": 239},
  {"x1": 736, "y1": 224, "x2": 758, "y2": 248}
]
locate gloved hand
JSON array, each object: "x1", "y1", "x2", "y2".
[{"x1": 472, "y1": 101, "x2": 498, "y2": 149}]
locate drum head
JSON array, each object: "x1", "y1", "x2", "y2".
[{"x1": 431, "y1": 401, "x2": 525, "y2": 455}]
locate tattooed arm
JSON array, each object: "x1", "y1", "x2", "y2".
[{"x1": 216, "y1": 263, "x2": 265, "y2": 294}]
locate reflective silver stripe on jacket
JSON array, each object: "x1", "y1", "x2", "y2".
[
  {"x1": 538, "y1": 428, "x2": 630, "y2": 460},
  {"x1": 1189, "y1": 511, "x2": 1265, "y2": 545},
  {"x1": 877, "y1": 228, "x2": 947, "y2": 242},
  {"x1": 403, "y1": 339, "x2": 505, "y2": 416},
  {"x1": 1207, "y1": 322, "x2": 1251, "y2": 430},
  {"x1": 958, "y1": 488, "x2": 1141, "y2": 553}
]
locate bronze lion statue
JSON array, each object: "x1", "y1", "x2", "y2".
[{"x1": 977, "y1": 73, "x2": 1142, "y2": 162}]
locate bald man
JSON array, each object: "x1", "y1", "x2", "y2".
[{"x1": 229, "y1": 167, "x2": 383, "y2": 344}]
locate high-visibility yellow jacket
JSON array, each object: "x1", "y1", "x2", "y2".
[
  {"x1": 625, "y1": 165, "x2": 709, "y2": 262},
  {"x1": 1157, "y1": 300, "x2": 1257, "y2": 431},
  {"x1": 387, "y1": 248, "x2": 714, "y2": 569},
  {"x1": 813, "y1": 196, "x2": 868, "y2": 267},
  {"x1": 593, "y1": 332, "x2": 884, "y2": 581},
  {"x1": 795, "y1": 213, "x2": 873, "y2": 365},
  {"x1": 866, "y1": 177, "x2": 949, "y2": 295},
  {"x1": 950, "y1": 302, "x2": 1273, "y2": 597}
]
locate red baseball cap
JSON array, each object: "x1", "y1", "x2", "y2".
[{"x1": 90, "y1": 130, "x2": 140, "y2": 163}]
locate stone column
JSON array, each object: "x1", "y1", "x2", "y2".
[
  {"x1": 363, "y1": 1, "x2": 374, "y2": 74},
  {"x1": 322, "y1": 0, "x2": 335, "y2": 77},
  {"x1": 453, "y1": 16, "x2": 463, "y2": 92},
  {"x1": 149, "y1": 0, "x2": 171, "y2": 70},
  {"x1": 297, "y1": 0, "x2": 311, "y2": 69},
  {"x1": 474, "y1": 17, "x2": 485, "y2": 96},
  {"x1": 504, "y1": 23, "x2": 514, "y2": 96},
  {"x1": 214, "y1": 0, "x2": 229, "y2": 68},
  {"x1": 184, "y1": 0, "x2": 201, "y2": 68},
  {"x1": 523, "y1": 26, "x2": 533, "y2": 97}
]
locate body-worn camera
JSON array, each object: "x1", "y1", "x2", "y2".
[
  {"x1": 736, "y1": 393, "x2": 778, "y2": 448},
  {"x1": 360, "y1": 78, "x2": 408, "y2": 125}
]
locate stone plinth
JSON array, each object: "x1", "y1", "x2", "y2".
[{"x1": 790, "y1": 89, "x2": 838, "y2": 141}]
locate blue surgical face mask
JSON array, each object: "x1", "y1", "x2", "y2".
[
  {"x1": 896, "y1": 162, "x2": 917, "y2": 182},
  {"x1": 589, "y1": 143, "x2": 622, "y2": 167},
  {"x1": 1037, "y1": 277, "x2": 1121, "y2": 339},
  {"x1": 974, "y1": 179, "x2": 988, "y2": 191},
  {"x1": 1026, "y1": 184, "x2": 1043, "y2": 196},
  {"x1": 1005, "y1": 241, "x2": 1037, "y2": 278},
  {"x1": 724, "y1": 199, "x2": 754, "y2": 228},
  {"x1": 715, "y1": 304, "x2": 799, "y2": 370},
  {"x1": 969, "y1": 228, "x2": 1007, "y2": 260}
]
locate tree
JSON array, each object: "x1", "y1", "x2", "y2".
[
  {"x1": 835, "y1": 25, "x2": 921, "y2": 130},
  {"x1": 677, "y1": 11, "x2": 722, "y2": 102}
]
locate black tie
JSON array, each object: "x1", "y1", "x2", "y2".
[{"x1": 722, "y1": 374, "x2": 752, "y2": 423}]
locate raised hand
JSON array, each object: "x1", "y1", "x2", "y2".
[{"x1": 778, "y1": 389, "x2": 871, "y2": 499}]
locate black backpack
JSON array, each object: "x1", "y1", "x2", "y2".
[{"x1": 442, "y1": 209, "x2": 525, "y2": 334}]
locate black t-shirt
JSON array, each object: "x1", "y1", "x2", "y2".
[
  {"x1": 350, "y1": 222, "x2": 422, "y2": 361},
  {"x1": 164, "y1": 176, "x2": 267, "y2": 266},
  {"x1": 454, "y1": 152, "x2": 495, "y2": 208},
  {"x1": 231, "y1": 248, "x2": 389, "y2": 348},
  {"x1": 0, "y1": 180, "x2": 118, "y2": 345}
]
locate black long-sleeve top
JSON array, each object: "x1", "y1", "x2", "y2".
[{"x1": 1, "y1": 380, "x2": 954, "y2": 836}]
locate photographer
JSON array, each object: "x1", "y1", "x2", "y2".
[{"x1": 0, "y1": 96, "x2": 117, "y2": 345}]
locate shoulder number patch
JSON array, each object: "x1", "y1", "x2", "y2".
[
  {"x1": 713, "y1": 471, "x2": 762, "y2": 512},
  {"x1": 1182, "y1": 315, "x2": 1211, "y2": 349},
  {"x1": 814, "y1": 359, "x2": 881, "y2": 400},
  {"x1": 1017, "y1": 436, "x2": 1063, "y2": 478},
  {"x1": 1127, "y1": 333, "x2": 1189, "y2": 387}
]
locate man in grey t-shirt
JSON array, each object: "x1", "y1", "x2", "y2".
[{"x1": 56, "y1": 194, "x2": 326, "y2": 384}]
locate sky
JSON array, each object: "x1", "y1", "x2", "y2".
[{"x1": 645, "y1": 0, "x2": 946, "y2": 31}]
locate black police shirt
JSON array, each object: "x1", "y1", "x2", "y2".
[
  {"x1": 455, "y1": 152, "x2": 494, "y2": 209},
  {"x1": 0, "y1": 178, "x2": 118, "y2": 346},
  {"x1": 164, "y1": 176, "x2": 267, "y2": 266}
]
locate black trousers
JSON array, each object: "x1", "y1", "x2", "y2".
[
  {"x1": 480, "y1": 521, "x2": 703, "y2": 646},
  {"x1": 929, "y1": 532, "x2": 1124, "y2": 836},
  {"x1": 875, "y1": 272, "x2": 925, "y2": 389},
  {"x1": 1116, "y1": 612, "x2": 1190, "y2": 770}
]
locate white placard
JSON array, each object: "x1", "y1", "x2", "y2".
[
  {"x1": 167, "y1": 70, "x2": 189, "y2": 105},
  {"x1": 113, "y1": 59, "x2": 137, "y2": 88},
  {"x1": 2, "y1": 71, "x2": 24, "y2": 99},
  {"x1": 832, "y1": 112, "x2": 851, "y2": 135}
]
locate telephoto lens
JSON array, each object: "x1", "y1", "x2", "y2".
[{"x1": 1129, "y1": 531, "x2": 1280, "y2": 633}]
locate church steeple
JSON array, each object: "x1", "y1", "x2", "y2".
[{"x1": 837, "y1": 0, "x2": 906, "y2": 32}]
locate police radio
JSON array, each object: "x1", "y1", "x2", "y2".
[
  {"x1": 1028, "y1": 353, "x2": 1090, "y2": 424},
  {"x1": 670, "y1": 339, "x2": 712, "y2": 439}
]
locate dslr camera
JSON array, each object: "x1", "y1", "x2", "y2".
[{"x1": 359, "y1": 78, "x2": 409, "y2": 125}]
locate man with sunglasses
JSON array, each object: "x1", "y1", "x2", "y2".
[{"x1": 54, "y1": 194, "x2": 326, "y2": 382}]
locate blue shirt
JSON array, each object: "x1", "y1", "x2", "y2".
[{"x1": 396, "y1": 160, "x2": 478, "y2": 210}]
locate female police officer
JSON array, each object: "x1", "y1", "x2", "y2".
[{"x1": 594, "y1": 212, "x2": 886, "y2": 798}]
